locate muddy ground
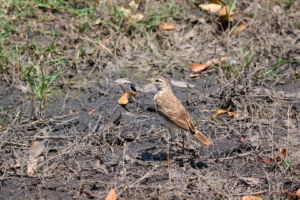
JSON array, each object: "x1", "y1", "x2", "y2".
[{"x1": 0, "y1": 0, "x2": 300, "y2": 199}]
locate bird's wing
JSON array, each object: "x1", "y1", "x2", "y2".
[{"x1": 155, "y1": 92, "x2": 196, "y2": 133}]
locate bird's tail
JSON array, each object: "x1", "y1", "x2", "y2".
[{"x1": 193, "y1": 130, "x2": 213, "y2": 148}]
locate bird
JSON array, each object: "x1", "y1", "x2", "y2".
[{"x1": 146, "y1": 76, "x2": 213, "y2": 152}]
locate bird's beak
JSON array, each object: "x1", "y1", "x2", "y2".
[{"x1": 145, "y1": 78, "x2": 153, "y2": 82}]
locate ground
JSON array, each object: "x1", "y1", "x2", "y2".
[{"x1": 0, "y1": 0, "x2": 300, "y2": 199}]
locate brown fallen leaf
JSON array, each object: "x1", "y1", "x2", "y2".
[
  {"x1": 191, "y1": 63, "x2": 209, "y2": 73},
  {"x1": 0, "y1": 126, "x2": 7, "y2": 130},
  {"x1": 277, "y1": 148, "x2": 287, "y2": 164},
  {"x1": 118, "y1": 91, "x2": 129, "y2": 105},
  {"x1": 106, "y1": 189, "x2": 117, "y2": 200},
  {"x1": 161, "y1": 24, "x2": 176, "y2": 30},
  {"x1": 281, "y1": 148, "x2": 287, "y2": 158},
  {"x1": 220, "y1": 57, "x2": 228, "y2": 61},
  {"x1": 206, "y1": 60, "x2": 214, "y2": 67},
  {"x1": 27, "y1": 141, "x2": 45, "y2": 176},
  {"x1": 228, "y1": 111, "x2": 239, "y2": 119},
  {"x1": 199, "y1": 4, "x2": 230, "y2": 16},
  {"x1": 241, "y1": 196, "x2": 262, "y2": 200},
  {"x1": 231, "y1": 19, "x2": 253, "y2": 36},
  {"x1": 128, "y1": 91, "x2": 136, "y2": 101},
  {"x1": 240, "y1": 177, "x2": 260, "y2": 186},
  {"x1": 240, "y1": 135, "x2": 248, "y2": 143},
  {"x1": 88, "y1": 109, "x2": 97, "y2": 115},
  {"x1": 212, "y1": 109, "x2": 228, "y2": 118},
  {"x1": 288, "y1": 193, "x2": 294, "y2": 200},
  {"x1": 280, "y1": 191, "x2": 300, "y2": 199}
]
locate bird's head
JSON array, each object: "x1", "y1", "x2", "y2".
[{"x1": 146, "y1": 77, "x2": 170, "y2": 90}]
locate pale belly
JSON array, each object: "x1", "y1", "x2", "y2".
[{"x1": 158, "y1": 115, "x2": 181, "y2": 130}]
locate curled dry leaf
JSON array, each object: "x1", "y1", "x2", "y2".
[
  {"x1": 199, "y1": 4, "x2": 230, "y2": 16},
  {"x1": 228, "y1": 111, "x2": 239, "y2": 119},
  {"x1": 206, "y1": 60, "x2": 214, "y2": 67},
  {"x1": 161, "y1": 24, "x2": 176, "y2": 30},
  {"x1": 191, "y1": 63, "x2": 209, "y2": 73},
  {"x1": 231, "y1": 19, "x2": 253, "y2": 36},
  {"x1": 88, "y1": 109, "x2": 97, "y2": 115},
  {"x1": 128, "y1": 91, "x2": 136, "y2": 101},
  {"x1": 277, "y1": 148, "x2": 287, "y2": 164},
  {"x1": 27, "y1": 141, "x2": 45, "y2": 176},
  {"x1": 212, "y1": 109, "x2": 227, "y2": 118},
  {"x1": 241, "y1": 196, "x2": 262, "y2": 200},
  {"x1": 220, "y1": 57, "x2": 228, "y2": 61},
  {"x1": 118, "y1": 91, "x2": 129, "y2": 105},
  {"x1": 281, "y1": 148, "x2": 287, "y2": 158},
  {"x1": 105, "y1": 189, "x2": 117, "y2": 200}
]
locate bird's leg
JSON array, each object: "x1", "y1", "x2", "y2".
[
  {"x1": 167, "y1": 128, "x2": 173, "y2": 155},
  {"x1": 167, "y1": 128, "x2": 172, "y2": 182}
]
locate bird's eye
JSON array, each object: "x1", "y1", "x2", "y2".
[{"x1": 155, "y1": 79, "x2": 159, "y2": 83}]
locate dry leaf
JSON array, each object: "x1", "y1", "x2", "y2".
[
  {"x1": 281, "y1": 148, "x2": 287, "y2": 158},
  {"x1": 106, "y1": 189, "x2": 116, "y2": 200},
  {"x1": 199, "y1": 4, "x2": 230, "y2": 16},
  {"x1": 190, "y1": 73, "x2": 200, "y2": 78},
  {"x1": 210, "y1": 58, "x2": 220, "y2": 64},
  {"x1": 297, "y1": 188, "x2": 300, "y2": 199},
  {"x1": 241, "y1": 196, "x2": 262, "y2": 200},
  {"x1": 263, "y1": 159, "x2": 270, "y2": 163},
  {"x1": 228, "y1": 111, "x2": 239, "y2": 119},
  {"x1": 272, "y1": 5, "x2": 284, "y2": 15},
  {"x1": 280, "y1": 191, "x2": 300, "y2": 199},
  {"x1": 206, "y1": 60, "x2": 214, "y2": 67},
  {"x1": 240, "y1": 177, "x2": 260, "y2": 186},
  {"x1": 191, "y1": 63, "x2": 209, "y2": 72},
  {"x1": 128, "y1": 0, "x2": 138, "y2": 10},
  {"x1": 231, "y1": 19, "x2": 252, "y2": 36},
  {"x1": 130, "y1": 13, "x2": 144, "y2": 22},
  {"x1": 161, "y1": 24, "x2": 176, "y2": 30},
  {"x1": 220, "y1": 57, "x2": 228, "y2": 61},
  {"x1": 0, "y1": 125, "x2": 7, "y2": 130},
  {"x1": 212, "y1": 109, "x2": 227, "y2": 118},
  {"x1": 128, "y1": 91, "x2": 136, "y2": 101},
  {"x1": 288, "y1": 193, "x2": 294, "y2": 200},
  {"x1": 277, "y1": 148, "x2": 287, "y2": 164},
  {"x1": 89, "y1": 109, "x2": 96, "y2": 115},
  {"x1": 240, "y1": 135, "x2": 248, "y2": 143},
  {"x1": 118, "y1": 91, "x2": 129, "y2": 105},
  {"x1": 27, "y1": 141, "x2": 45, "y2": 176}
]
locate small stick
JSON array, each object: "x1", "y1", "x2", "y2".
[{"x1": 182, "y1": 135, "x2": 185, "y2": 154}]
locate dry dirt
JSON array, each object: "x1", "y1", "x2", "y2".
[{"x1": 0, "y1": 0, "x2": 300, "y2": 199}]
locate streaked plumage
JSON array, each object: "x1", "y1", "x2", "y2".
[{"x1": 147, "y1": 77, "x2": 213, "y2": 148}]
